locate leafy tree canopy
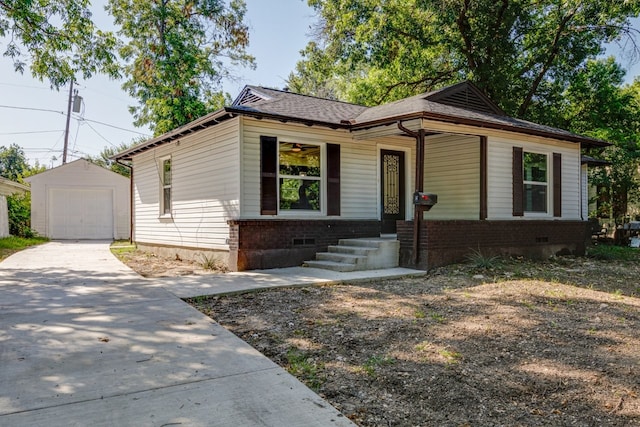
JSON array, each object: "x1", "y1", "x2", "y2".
[
  {"x1": 290, "y1": 0, "x2": 640, "y2": 120},
  {"x1": 0, "y1": 143, "x2": 44, "y2": 182},
  {"x1": 107, "y1": 0, "x2": 254, "y2": 135},
  {"x1": 0, "y1": 0, "x2": 120, "y2": 88}
]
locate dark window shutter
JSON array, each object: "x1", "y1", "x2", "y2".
[
  {"x1": 480, "y1": 136, "x2": 488, "y2": 220},
  {"x1": 260, "y1": 136, "x2": 277, "y2": 215},
  {"x1": 327, "y1": 143, "x2": 341, "y2": 216},
  {"x1": 512, "y1": 146, "x2": 524, "y2": 217},
  {"x1": 553, "y1": 152, "x2": 562, "y2": 217}
]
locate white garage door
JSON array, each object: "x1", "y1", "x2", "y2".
[{"x1": 49, "y1": 188, "x2": 114, "y2": 239}]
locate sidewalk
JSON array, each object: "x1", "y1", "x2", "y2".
[{"x1": 156, "y1": 266, "x2": 426, "y2": 298}]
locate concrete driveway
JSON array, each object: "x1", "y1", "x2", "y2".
[{"x1": 0, "y1": 241, "x2": 353, "y2": 426}]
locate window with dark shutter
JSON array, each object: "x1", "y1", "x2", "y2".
[
  {"x1": 513, "y1": 146, "x2": 524, "y2": 216},
  {"x1": 260, "y1": 136, "x2": 278, "y2": 215},
  {"x1": 553, "y1": 153, "x2": 562, "y2": 217},
  {"x1": 327, "y1": 143, "x2": 340, "y2": 216}
]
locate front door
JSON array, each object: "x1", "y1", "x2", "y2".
[{"x1": 381, "y1": 150, "x2": 405, "y2": 234}]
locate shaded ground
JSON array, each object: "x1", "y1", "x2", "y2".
[{"x1": 187, "y1": 253, "x2": 640, "y2": 427}]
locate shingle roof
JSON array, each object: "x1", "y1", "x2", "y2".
[
  {"x1": 229, "y1": 83, "x2": 608, "y2": 147},
  {"x1": 228, "y1": 86, "x2": 367, "y2": 126},
  {"x1": 113, "y1": 81, "x2": 609, "y2": 161}
]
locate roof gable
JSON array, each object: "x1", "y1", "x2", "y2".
[
  {"x1": 25, "y1": 158, "x2": 129, "y2": 183},
  {"x1": 425, "y1": 81, "x2": 504, "y2": 116},
  {"x1": 228, "y1": 85, "x2": 368, "y2": 127},
  {"x1": 232, "y1": 86, "x2": 272, "y2": 106}
]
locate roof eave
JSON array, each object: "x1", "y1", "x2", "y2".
[
  {"x1": 350, "y1": 112, "x2": 610, "y2": 148},
  {"x1": 112, "y1": 109, "x2": 234, "y2": 161}
]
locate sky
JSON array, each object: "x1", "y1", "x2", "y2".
[
  {"x1": 0, "y1": 2, "x2": 638, "y2": 168},
  {"x1": 0, "y1": 0, "x2": 316, "y2": 167}
]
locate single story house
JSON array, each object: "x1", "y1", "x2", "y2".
[
  {"x1": 26, "y1": 159, "x2": 130, "y2": 240},
  {"x1": 0, "y1": 177, "x2": 29, "y2": 237},
  {"x1": 113, "y1": 81, "x2": 607, "y2": 271}
]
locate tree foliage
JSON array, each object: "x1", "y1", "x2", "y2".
[
  {"x1": 0, "y1": 0, "x2": 119, "y2": 88},
  {"x1": 107, "y1": 0, "x2": 254, "y2": 136},
  {"x1": 0, "y1": 144, "x2": 43, "y2": 237},
  {"x1": 0, "y1": 143, "x2": 29, "y2": 182},
  {"x1": 291, "y1": 0, "x2": 640, "y2": 119},
  {"x1": 88, "y1": 140, "x2": 144, "y2": 178},
  {"x1": 563, "y1": 59, "x2": 640, "y2": 221},
  {"x1": 7, "y1": 192, "x2": 32, "y2": 237}
]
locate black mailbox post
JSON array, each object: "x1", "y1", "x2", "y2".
[{"x1": 413, "y1": 192, "x2": 438, "y2": 211}]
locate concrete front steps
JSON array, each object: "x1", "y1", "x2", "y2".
[{"x1": 304, "y1": 237, "x2": 400, "y2": 272}]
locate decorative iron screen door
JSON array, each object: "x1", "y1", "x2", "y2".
[{"x1": 381, "y1": 150, "x2": 405, "y2": 234}]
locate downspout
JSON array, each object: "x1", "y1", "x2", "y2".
[
  {"x1": 116, "y1": 159, "x2": 134, "y2": 243},
  {"x1": 397, "y1": 121, "x2": 425, "y2": 265}
]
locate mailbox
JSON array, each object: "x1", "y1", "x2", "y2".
[{"x1": 413, "y1": 192, "x2": 438, "y2": 210}]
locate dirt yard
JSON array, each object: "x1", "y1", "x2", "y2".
[{"x1": 119, "y1": 246, "x2": 640, "y2": 426}]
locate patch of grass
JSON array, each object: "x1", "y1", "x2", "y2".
[
  {"x1": 110, "y1": 240, "x2": 136, "y2": 260},
  {"x1": 362, "y1": 354, "x2": 395, "y2": 376},
  {"x1": 199, "y1": 253, "x2": 227, "y2": 271},
  {"x1": 439, "y1": 348, "x2": 463, "y2": 365},
  {"x1": 286, "y1": 349, "x2": 324, "y2": 390},
  {"x1": 0, "y1": 236, "x2": 49, "y2": 260},
  {"x1": 414, "y1": 309, "x2": 426, "y2": 319},
  {"x1": 588, "y1": 245, "x2": 640, "y2": 262},
  {"x1": 429, "y1": 312, "x2": 446, "y2": 323},
  {"x1": 465, "y1": 248, "x2": 502, "y2": 269}
]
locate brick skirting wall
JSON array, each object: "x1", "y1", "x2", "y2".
[
  {"x1": 397, "y1": 220, "x2": 590, "y2": 270},
  {"x1": 227, "y1": 219, "x2": 381, "y2": 271}
]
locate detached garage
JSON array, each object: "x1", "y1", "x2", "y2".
[{"x1": 26, "y1": 159, "x2": 130, "y2": 240}]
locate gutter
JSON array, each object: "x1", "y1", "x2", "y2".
[
  {"x1": 116, "y1": 159, "x2": 134, "y2": 243},
  {"x1": 350, "y1": 112, "x2": 610, "y2": 149}
]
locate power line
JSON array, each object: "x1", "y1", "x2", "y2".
[
  {"x1": 83, "y1": 120, "x2": 117, "y2": 148},
  {"x1": 75, "y1": 116, "x2": 150, "y2": 137},
  {"x1": 0, "y1": 103, "x2": 149, "y2": 137},
  {"x1": 0, "y1": 129, "x2": 65, "y2": 135},
  {"x1": 0, "y1": 104, "x2": 65, "y2": 115}
]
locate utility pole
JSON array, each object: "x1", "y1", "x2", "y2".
[{"x1": 62, "y1": 80, "x2": 74, "y2": 164}]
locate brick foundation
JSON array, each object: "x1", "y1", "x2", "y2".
[
  {"x1": 398, "y1": 220, "x2": 590, "y2": 270},
  {"x1": 227, "y1": 219, "x2": 381, "y2": 271}
]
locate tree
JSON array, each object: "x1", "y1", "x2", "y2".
[
  {"x1": 0, "y1": 144, "x2": 44, "y2": 237},
  {"x1": 107, "y1": 0, "x2": 254, "y2": 135},
  {"x1": 0, "y1": 143, "x2": 30, "y2": 182},
  {"x1": 556, "y1": 58, "x2": 640, "y2": 222},
  {"x1": 88, "y1": 140, "x2": 144, "y2": 178},
  {"x1": 0, "y1": 0, "x2": 119, "y2": 88},
  {"x1": 291, "y1": 0, "x2": 640, "y2": 119}
]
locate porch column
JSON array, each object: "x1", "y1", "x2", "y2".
[
  {"x1": 413, "y1": 129, "x2": 426, "y2": 264},
  {"x1": 397, "y1": 121, "x2": 425, "y2": 265}
]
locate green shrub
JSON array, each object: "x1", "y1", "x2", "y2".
[{"x1": 7, "y1": 192, "x2": 34, "y2": 238}]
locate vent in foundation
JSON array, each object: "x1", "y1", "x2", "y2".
[
  {"x1": 535, "y1": 236, "x2": 549, "y2": 243},
  {"x1": 293, "y1": 238, "x2": 316, "y2": 246}
]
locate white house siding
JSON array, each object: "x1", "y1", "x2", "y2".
[
  {"x1": 487, "y1": 135, "x2": 581, "y2": 220},
  {"x1": 241, "y1": 118, "x2": 413, "y2": 220},
  {"x1": 132, "y1": 118, "x2": 240, "y2": 250},
  {"x1": 0, "y1": 196, "x2": 8, "y2": 237},
  {"x1": 422, "y1": 134, "x2": 480, "y2": 220},
  {"x1": 26, "y1": 159, "x2": 129, "y2": 239}
]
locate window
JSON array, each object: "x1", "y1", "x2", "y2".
[
  {"x1": 523, "y1": 152, "x2": 547, "y2": 213},
  {"x1": 161, "y1": 158, "x2": 172, "y2": 215},
  {"x1": 278, "y1": 142, "x2": 321, "y2": 211}
]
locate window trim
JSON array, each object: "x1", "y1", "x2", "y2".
[
  {"x1": 276, "y1": 141, "x2": 326, "y2": 216},
  {"x1": 159, "y1": 156, "x2": 172, "y2": 218},
  {"x1": 522, "y1": 150, "x2": 551, "y2": 217}
]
